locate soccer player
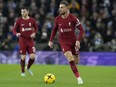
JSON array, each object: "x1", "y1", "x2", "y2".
[
  {"x1": 48, "y1": 0, "x2": 84, "y2": 84},
  {"x1": 13, "y1": 7, "x2": 38, "y2": 76}
]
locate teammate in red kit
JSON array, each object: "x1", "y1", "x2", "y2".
[
  {"x1": 13, "y1": 7, "x2": 38, "y2": 76},
  {"x1": 48, "y1": 0, "x2": 84, "y2": 84}
]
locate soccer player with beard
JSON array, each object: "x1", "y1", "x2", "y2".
[
  {"x1": 13, "y1": 7, "x2": 38, "y2": 76},
  {"x1": 48, "y1": 0, "x2": 84, "y2": 84}
]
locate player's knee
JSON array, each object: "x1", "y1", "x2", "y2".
[
  {"x1": 30, "y1": 54, "x2": 35, "y2": 59},
  {"x1": 64, "y1": 51, "x2": 74, "y2": 61},
  {"x1": 66, "y1": 54, "x2": 74, "y2": 61},
  {"x1": 21, "y1": 55, "x2": 26, "y2": 60},
  {"x1": 68, "y1": 57, "x2": 74, "y2": 61}
]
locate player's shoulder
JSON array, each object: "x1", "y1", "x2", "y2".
[
  {"x1": 55, "y1": 15, "x2": 61, "y2": 21},
  {"x1": 29, "y1": 17, "x2": 36, "y2": 21},
  {"x1": 15, "y1": 17, "x2": 22, "y2": 22},
  {"x1": 16, "y1": 17, "x2": 21, "y2": 20},
  {"x1": 69, "y1": 14, "x2": 78, "y2": 20},
  {"x1": 29, "y1": 17, "x2": 35, "y2": 20}
]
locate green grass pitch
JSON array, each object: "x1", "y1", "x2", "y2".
[{"x1": 0, "y1": 64, "x2": 116, "y2": 87}]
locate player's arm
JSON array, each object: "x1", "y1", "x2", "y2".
[
  {"x1": 75, "y1": 17, "x2": 85, "y2": 49},
  {"x1": 30, "y1": 19, "x2": 38, "y2": 39},
  {"x1": 33, "y1": 19, "x2": 38, "y2": 33},
  {"x1": 12, "y1": 19, "x2": 20, "y2": 37},
  {"x1": 48, "y1": 19, "x2": 58, "y2": 48}
]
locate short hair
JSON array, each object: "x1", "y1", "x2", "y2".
[
  {"x1": 21, "y1": 7, "x2": 29, "y2": 11},
  {"x1": 60, "y1": 0, "x2": 69, "y2": 6}
]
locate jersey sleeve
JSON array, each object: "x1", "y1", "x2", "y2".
[
  {"x1": 33, "y1": 19, "x2": 38, "y2": 33},
  {"x1": 74, "y1": 16, "x2": 85, "y2": 41},
  {"x1": 49, "y1": 18, "x2": 58, "y2": 42},
  {"x1": 12, "y1": 19, "x2": 20, "y2": 35}
]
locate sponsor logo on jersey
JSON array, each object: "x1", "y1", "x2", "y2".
[
  {"x1": 22, "y1": 28, "x2": 32, "y2": 32},
  {"x1": 60, "y1": 28, "x2": 72, "y2": 33},
  {"x1": 24, "y1": 28, "x2": 32, "y2": 31},
  {"x1": 63, "y1": 28, "x2": 72, "y2": 32}
]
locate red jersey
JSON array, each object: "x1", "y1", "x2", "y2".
[
  {"x1": 13, "y1": 17, "x2": 38, "y2": 54},
  {"x1": 50, "y1": 14, "x2": 84, "y2": 44},
  {"x1": 13, "y1": 17, "x2": 38, "y2": 41}
]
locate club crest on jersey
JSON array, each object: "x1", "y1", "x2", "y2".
[
  {"x1": 61, "y1": 28, "x2": 63, "y2": 32},
  {"x1": 68, "y1": 22, "x2": 71, "y2": 26},
  {"x1": 29, "y1": 22, "x2": 31, "y2": 26}
]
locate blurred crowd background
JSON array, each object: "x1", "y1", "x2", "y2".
[{"x1": 0, "y1": 0, "x2": 116, "y2": 52}]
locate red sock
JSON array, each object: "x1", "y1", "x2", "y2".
[
  {"x1": 20, "y1": 59, "x2": 25, "y2": 73},
  {"x1": 69, "y1": 61, "x2": 80, "y2": 78},
  {"x1": 27, "y1": 58, "x2": 34, "y2": 69}
]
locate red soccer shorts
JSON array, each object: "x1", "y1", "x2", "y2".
[
  {"x1": 60, "y1": 43, "x2": 79, "y2": 55},
  {"x1": 19, "y1": 39, "x2": 35, "y2": 54}
]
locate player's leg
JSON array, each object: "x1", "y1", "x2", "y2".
[
  {"x1": 20, "y1": 55, "x2": 26, "y2": 76},
  {"x1": 27, "y1": 46, "x2": 36, "y2": 76},
  {"x1": 64, "y1": 51, "x2": 80, "y2": 78},
  {"x1": 73, "y1": 55, "x2": 83, "y2": 84},
  {"x1": 19, "y1": 42, "x2": 26, "y2": 76},
  {"x1": 63, "y1": 44, "x2": 83, "y2": 84},
  {"x1": 27, "y1": 53, "x2": 35, "y2": 69}
]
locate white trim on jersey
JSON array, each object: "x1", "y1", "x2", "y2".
[{"x1": 76, "y1": 19, "x2": 80, "y2": 26}]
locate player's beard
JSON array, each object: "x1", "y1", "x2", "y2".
[
  {"x1": 22, "y1": 14, "x2": 29, "y2": 19},
  {"x1": 59, "y1": 11, "x2": 66, "y2": 15}
]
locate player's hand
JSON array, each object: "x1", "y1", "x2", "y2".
[
  {"x1": 75, "y1": 40, "x2": 80, "y2": 49},
  {"x1": 30, "y1": 33, "x2": 35, "y2": 39},
  {"x1": 48, "y1": 41, "x2": 53, "y2": 48},
  {"x1": 16, "y1": 33, "x2": 21, "y2": 37}
]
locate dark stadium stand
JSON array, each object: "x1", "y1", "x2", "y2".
[{"x1": 0, "y1": 0, "x2": 116, "y2": 52}]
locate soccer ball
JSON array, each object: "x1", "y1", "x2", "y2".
[{"x1": 44, "y1": 73, "x2": 56, "y2": 84}]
